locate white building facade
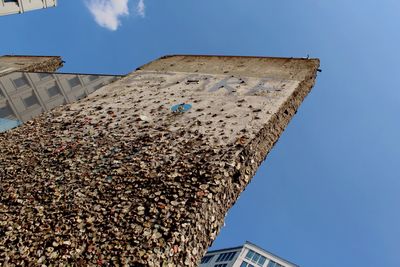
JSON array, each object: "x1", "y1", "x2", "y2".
[
  {"x1": 0, "y1": 71, "x2": 121, "y2": 132},
  {"x1": 200, "y1": 242, "x2": 298, "y2": 267},
  {"x1": 0, "y1": 55, "x2": 123, "y2": 132},
  {"x1": 0, "y1": 0, "x2": 57, "y2": 16}
]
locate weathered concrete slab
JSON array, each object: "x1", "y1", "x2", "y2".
[
  {"x1": 0, "y1": 55, "x2": 319, "y2": 266},
  {"x1": 0, "y1": 55, "x2": 63, "y2": 76}
]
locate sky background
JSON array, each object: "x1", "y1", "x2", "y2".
[{"x1": 1, "y1": 1, "x2": 400, "y2": 266}]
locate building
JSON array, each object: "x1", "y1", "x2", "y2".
[
  {"x1": 0, "y1": 55, "x2": 122, "y2": 132},
  {"x1": 0, "y1": 0, "x2": 57, "y2": 16},
  {"x1": 0, "y1": 55, "x2": 319, "y2": 266},
  {"x1": 200, "y1": 242, "x2": 298, "y2": 267}
]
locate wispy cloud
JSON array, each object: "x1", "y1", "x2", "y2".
[
  {"x1": 136, "y1": 0, "x2": 145, "y2": 18},
  {"x1": 86, "y1": 0, "x2": 146, "y2": 31},
  {"x1": 86, "y1": 0, "x2": 130, "y2": 31}
]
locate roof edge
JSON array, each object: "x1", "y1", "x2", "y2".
[
  {"x1": 2, "y1": 55, "x2": 62, "y2": 59},
  {"x1": 204, "y1": 245, "x2": 244, "y2": 255},
  {"x1": 244, "y1": 241, "x2": 300, "y2": 267},
  {"x1": 159, "y1": 54, "x2": 319, "y2": 61},
  {"x1": 137, "y1": 54, "x2": 320, "y2": 71}
]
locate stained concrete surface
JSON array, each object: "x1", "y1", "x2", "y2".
[
  {"x1": 0, "y1": 55, "x2": 319, "y2": 266},
  {"x1": 0, "y1": 56, "x2": 63, "y2": 76}
]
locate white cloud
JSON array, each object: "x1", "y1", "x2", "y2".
[
  {"x1": 86, "y1": 0, "x2": 130, "y2": 31},
  {"x1": 136, "y1": 0, "x2": 145, "y2": 18}
]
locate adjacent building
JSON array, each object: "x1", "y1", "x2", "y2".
[
  {"x1": 0, "y1": 55, "x2": 122, "y2": 132},
  {"x1": 200, "y1": 242, "x2": 298, "y2": 267},
  {"x1": 0, "y1": 0, "x2": 57, "y2": 16}
]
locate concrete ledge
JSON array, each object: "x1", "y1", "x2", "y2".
[{"x1": 0, "y1": 55, "x2": 63, "y2": 75}]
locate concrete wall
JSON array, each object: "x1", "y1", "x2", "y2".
[
  {"x1": 0, "y1": 55, "x2": 319, "y2": 266},
  {"x1": 0, "y1": 55, "x2": 63, "y2": 75}
]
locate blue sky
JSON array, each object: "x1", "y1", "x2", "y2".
[{"x1": 1, "y1": 1, "x2": 400, "y2": 266}]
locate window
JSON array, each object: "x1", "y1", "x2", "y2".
[
  {"x1": 245, "y1": 250, "x2": 267, "y2": 266},
  {"x1": 47, "y1": 84, "x2": 61, "y2": 98},
  {"x1": 214, "y1": 264, "x2": 227, "y2": 267},
  {"x1": 246, "y1": 250, "x2": 255, "y2": 260},
  {"x1": 216, "y1": 251, "x2": 236, "y2": 262},
  {"x1": 241, "y1": 262, "x2": 256, "y2": 267},
  {"x1": 68, "y1": 76, "x2": 81, "y2": 88},
  {"x1": 23, "y1": 94, "x2": 39, "y2": 108},
  {"x1": 13, "y1": 76, "x2": 29, "y2": 88},
  {"x1": 38, "y1": 73, "x2": 51, "y2": 80},
  {"x1": 201, "y1": 255, "x2": 214, "y2": 264},
  {"x1": 267, "y1": 260, "x2": 284, "y2": 267},
  {"x1": 0, "y1": 104, "x2": 15, "y2": 119},
  {"x1": 258, "y1": 257, "x2": 266, "y2": 265},
  {"x1": 88, "y1": 75, "x2": 99, "y2": 81}
]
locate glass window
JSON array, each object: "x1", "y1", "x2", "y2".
[
  {"x1": 0, "y1": 104, "x2": 15, "y2": 119},
  {"x1": 38, "y1": 73, "x2": 51, "y2": 80},
  {"x1": 246, "y1": 250, "x2": 255, "y2": 260},
  {"x1": 47, "y1": 84, "x2": 61, "y2": 98},
  {"x1": 221, "y1": 253, "x2": 228, "y2": 261},
  {"x1": 13, "y1": 76, "x2": 29, "y2": 88},
  {"x1": 216, "y1": 252, "x2": 236, "y2": 262},
  {"x1": 201, "y1": 255, "x2": 214, "y2": 264},
  {"x1": 241, "y1": 262, "x2": 255, "y2": 267},
  {"x1": 268, "y1": 260, "x2": 280, "y2": 267},
  {"x1": 23, "y1": 94, "x2": 39, "y2": 107},
  {"x1": 258, "y1": 256, "x2": 266, "y2": 265},
  {"x1": 214, "y1": 264, "x2": 227, "y2": 267},
  {"x1": 246, "y1": 249, "x2": 268, "y2": 266},
  {"x1": 88, "y1": 75, "x2": 99, "y2": 81},
  {"x1": 252, "y1": 254, "x2": 260, "y2": 263},
  {"x1": 68, "y1": 76, "x2": 81, "y2": 88},
  {"x1": 227, "y1": 252, "x2": 236, "y2": 261}
]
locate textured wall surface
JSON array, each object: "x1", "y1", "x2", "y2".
[
  {"x1": 0, "y1": 56, "x2": 63, "y2": 76},
  {"x1": 0, "y1": 55, "x2": 319, "y2": 266}
]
